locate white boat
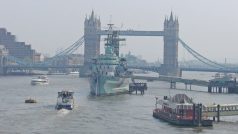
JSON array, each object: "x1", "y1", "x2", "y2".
[
  {"x1": 68, "y1": 71, "x2": 80, "y2": 75},
  {"x1": 31, "y1": 76, "x2": 49, "y2": 85},
  {"x1": 55, "y1": 90, "x2": 74, "y2": 110},
  {"x1": 47, "y1": 72, "x2": 67, "y2": 75}
]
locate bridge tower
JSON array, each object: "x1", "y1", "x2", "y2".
[
  {"x1": 161, "y1": 12, "x2": 179, "y2": 76},
  {"x1": 80, "y1": 11, "x2": 101, "y2": 77},
  {"x1": 0, "y1": 45, "x2": 8, "y2": 75}
]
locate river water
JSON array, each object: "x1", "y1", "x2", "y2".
[{"x1": 1, "y1": 72, "x2": 238, "y2": 134}]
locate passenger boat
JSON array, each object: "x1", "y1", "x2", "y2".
[
  {"x1": 55, "y1": 91, "x2": 74, "y2": 110},
  {"x1": 31, "y1": 75, "x2": 49, "y2": 85},
  {"x1": 153, "y1": 94, "x2": 213, "y2": 127}
]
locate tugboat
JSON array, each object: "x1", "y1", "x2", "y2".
[
  {"x1": 153, "y1": 94, "x2": 213, "y2": 127},
  {"x1": 25, "y1": 98, "x2": 37, "y2": 103},
  {"x1": 55, "y1": 91, "x2": 74, "y2": 110},
  {"x1": 89, "y1": 24, "x2": 131, "y2": 96},
  {"x1": 31, "y1": 75, "x2": 49, "y2": 85}
]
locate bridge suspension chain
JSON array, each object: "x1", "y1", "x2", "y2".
[
  {"x1": 5, "y1": 36, "x2": 85, "y2": 67},
  {"x1": 5, "y1": 55, "x2": 31, "y2": 66},
  {"x1": 43, "y1": 36, "x2": 85, "y2": 65},
  {"x1": 178, "y1": 38, "x2": 228, "y2": 69},
  {"x1": 54, "y1": 36, "x2": 84, "y2": 57}
]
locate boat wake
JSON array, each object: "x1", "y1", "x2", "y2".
[{"x1": 57, "y1": 109, "x2": 70, "y2": 116}]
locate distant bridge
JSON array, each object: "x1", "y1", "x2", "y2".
[
  {"x1": 1, "y1": 11, "x2": 238, "y2": 75},
  {"x1": 128, "y1": 65, "x2": 238, "y2": 74},
  {"x1": 5, "y1": 64, "x2": 83, "y2": 69},
  {"x1": 181, "y1": 67, "x2": 238, "y2": 73}
]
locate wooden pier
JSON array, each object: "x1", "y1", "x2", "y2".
[
  {"x1": 129, "y1": 83, "x2": 147, "y2": 95},
  {"x1": 121, "y1": 75, "x2": 209, "y2": 91},
  {"x1": 120, "y1": 74, "x2": 238, "y2": 94},
  {"x1": 208, "y1": 77, "x2": 238, "y2": 93}
]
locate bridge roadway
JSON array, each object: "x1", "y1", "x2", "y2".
[
  {"x1": 4, "y1": 64, "x2": 238, "y2": 74},
  {"x1": 98, "y1": 30, "x2": 164, "y2": 36},
  {"x1": 128, "y1": 65, "x2": 238, "y2": 74},
  {"x1": 202, "y1": 104, "x2": 238, "y2": 118},
  {"x1": 181, "y1": 67, "x2": 238, "y2": 73},
  {"x1": 5, "y1": 64, "x2": 83, "y2": 69},
  {"x1": 120, "y1": 74, "x2": 209, "y2": 87}
]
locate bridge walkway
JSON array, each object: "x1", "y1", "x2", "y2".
[
  {"x1": 121, "y1": 75, "x2": 209, "y2": 87},
  {"x1": 203, "y1": 104, "x2": 238, "y2": 117},
  {"x1": 202, "y1": 104, "x2": 238, "y2": 122}
]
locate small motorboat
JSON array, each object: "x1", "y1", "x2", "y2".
[
  {"x1": 55, "y1": 90, "x2": 74, "y2": 110},
  {"x1": 31, "y1": 75, "x2": 49, "y2": 85},
  {"x1": 25, "y1": 98, "x2": 37, "y2": 103},
  {"x1": 68, "y1": 71, "x2": 80, "y2": 76}
]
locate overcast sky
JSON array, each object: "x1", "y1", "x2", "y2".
[{"x1": 0, "y1": 0, "x2": 237, "y2": 63}]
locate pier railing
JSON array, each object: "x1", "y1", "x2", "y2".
[
  {"x1": 120, "y1": 75, "x2": 209, "y2": 87},
  {"x1": 202, "y1": 104, "x2": 238, "y2": 121}
]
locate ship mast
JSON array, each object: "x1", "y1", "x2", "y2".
[{"x1": 104, "y1": 24, "x2": 125, "y2": 57}]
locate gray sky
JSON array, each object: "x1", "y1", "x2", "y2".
[{"x1": 0, "y1": 0, "x2": 237, "y2": 63}]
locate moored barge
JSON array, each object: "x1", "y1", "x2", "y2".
[{"x1": 153, "y1": 94, "x2": 213, "y2": 127}]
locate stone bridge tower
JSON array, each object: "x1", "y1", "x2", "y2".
[
  {"x1": 0, "y1": 45, "x2": 8, "y2": 75},
  {"x1": 80, "y1": 11, "x2": 101, "y2": 77},
  {"x1": 161, "y1": 12, "x2": 179, "y2": 76}
]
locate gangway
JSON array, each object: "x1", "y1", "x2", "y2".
[{"x1": 202, "y1": 104, "x2": 238, "y2": 121}]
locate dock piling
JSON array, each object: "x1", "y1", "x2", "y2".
[
  {"x1": 217, "y1": 104, "x2": 220, "y2": 122},
  {"x1": 129, "y1": 83, "x2": 147, "y2": 95},
  {"x1": 170, "y1": 81, "x2": 176, "y2": 89}
]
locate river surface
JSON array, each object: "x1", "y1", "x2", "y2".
[{"x1": 1, "y1": 72, "x2": 238, "y2": 134}]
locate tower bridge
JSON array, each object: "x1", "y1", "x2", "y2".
[
  {"x1": 81, "y1": 11, "x2": 179, "y2": 76},
  {"x1": 0, "y1": 11, "x2": 236, "y2": 76}
]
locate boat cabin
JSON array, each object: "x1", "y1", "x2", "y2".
[
  {"x1": 57, "y1": 91, "x2": 74, "y2": 99},
  {"x1": 158, "y1": 94, "x2": 195, "y2": 119}
]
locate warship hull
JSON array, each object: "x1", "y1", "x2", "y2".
[{"x1": 90, "y1": 76, "x2": 130, "y2": 96}]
